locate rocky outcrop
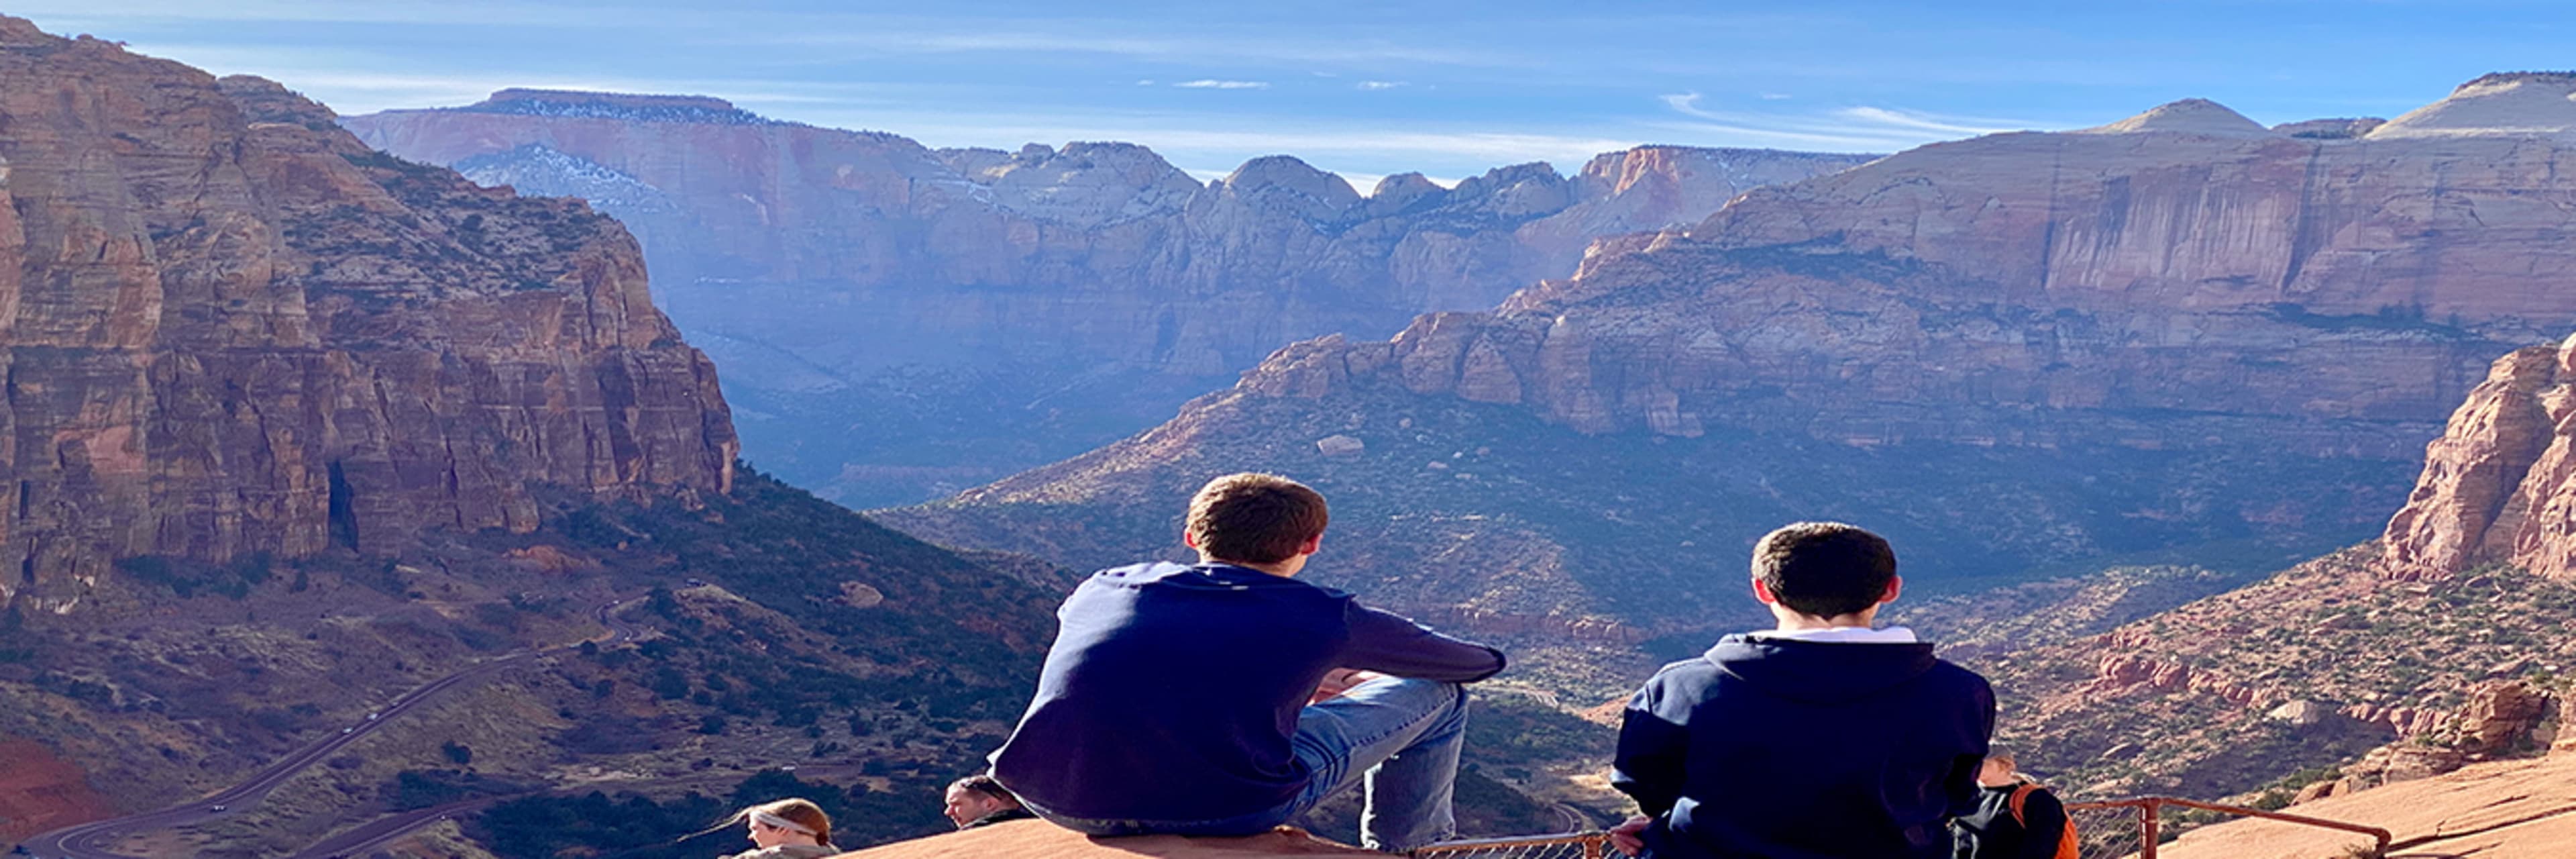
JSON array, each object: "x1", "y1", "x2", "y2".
[
  {"x1": 2383, "y1": 336, "x2": 2576, "y2": 580},
  {"x1": 0, "y1": 21, "x2": 735, "y2": 613},
  {"x1": 2324, "y1": 680, "x2": 2558, "y2": 796},
  {"x1": 341, "y1": 94, "x2": 1870, "y2": 504},
  {"x1": 2165, "y1": 753, "x2": 2576, "y2": 858}
]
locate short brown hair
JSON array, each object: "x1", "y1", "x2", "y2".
[
  {"x1": 1752, "y1": 521, "x2": 1896, "y2": 618},
  {"x1": 1185, "y1": 473, "x2": 1328, "y2": 564}
]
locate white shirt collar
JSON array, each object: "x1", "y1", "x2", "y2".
[{"x1": 1746, "y1": 625, "x2": 1919, "y2": 644}]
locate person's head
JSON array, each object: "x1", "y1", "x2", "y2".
[
  {"x1": 1749, "y1": 521, "x2": 1900, "y2": 625},
  {"x1": 1978, "y1": 752, "x2": 2030, "y2": 787},
  {"x1": 729, "y1": 799, "x2": 831, "y2": 849},
  {"x1": 1183, "y1": 473, "x2": 1329, "y2": 576},
  {"x1": 944, "y1": 774, "x2": 1021, "y2": 827}
]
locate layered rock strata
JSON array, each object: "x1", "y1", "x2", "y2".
[
  {"x1": 342, "y1": 95, "x2": 1870, "y2": 504},
  {"x1": 2383, "y1": 336, "x2": 2576, "y2": 580},
  {"x1": 0, "y1": 21, "x2": 736, "y2": 613},
  {"x1": 344, "y1": 93, "x2": 1872, "y2": 370}
]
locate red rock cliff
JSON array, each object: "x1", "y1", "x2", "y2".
[
  {"x1": 2383, "y1": 334, "x2": 2576, "y2": 580},
  {"x1": 1230, "y1": 93, "x2": 2576, "y2": 458},
  {"x1": 0, "y1": 20, "x2": 737, "y2": 613}
]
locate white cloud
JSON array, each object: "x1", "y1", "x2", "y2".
[
  {"x1": 756, "y1": 28, "x2": 1522, "y2": 68},
  {"x1": 1653, "y1": 91, "x2": 2041, "y2": 150},
  {"x1": 1175, "y1": 80, "x2": 1271, "y2": 90},
  {"x1": 1135, "y1": 79, "x2": 1156, "y2": 86},
  {"x1": 1758, "y1": 92, "x2": 1793, "y2": 100},
  {"x1": 1837, "y1": 105, "x2": 2024, "y2": 136},
  {"x1": 1358, "y1": 81, "x2": 1407, "y2": 91}
]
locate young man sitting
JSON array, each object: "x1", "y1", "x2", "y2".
[
  {"x1": 989, "y1": 472, "x2": 1507, "y2": 852},
  {"x1": 1610, "y1": 521, "x2": 1994, "y2": 858}
]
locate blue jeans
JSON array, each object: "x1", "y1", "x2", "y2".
[{"x1": 1034, "y1": 677, "x2": 1470, "y2": 852}]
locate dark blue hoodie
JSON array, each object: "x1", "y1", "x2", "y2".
[
  {"x1": 990, "y1": 562, "x2": 1505, "y2": 823},
  {"x1": 1613, "y1": 634, "x2": 1994, "y2": 859}
]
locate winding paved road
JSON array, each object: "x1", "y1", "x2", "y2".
[{"x1": 21, "y1": 599, "x2": 641, "y2": 859}]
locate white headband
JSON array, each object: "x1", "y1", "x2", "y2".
[{"x1": 753, "y1": 811, "x2": 816, "y2": 836}]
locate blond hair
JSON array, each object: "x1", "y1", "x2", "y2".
[{"x1": 703, "y1": 797, "x2": 833, "y2": 848}]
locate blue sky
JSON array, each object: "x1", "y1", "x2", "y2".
[{"x1": 18, "y1": 1, "x2": 2576, "y2": 185}]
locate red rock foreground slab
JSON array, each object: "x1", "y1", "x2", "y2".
[
  {"x1": 835, "y1": 820, "x2": 1379, "y2": 858},
  {"x1": 2159, "y1": 753, "x2": 2576, "y2": 858}
]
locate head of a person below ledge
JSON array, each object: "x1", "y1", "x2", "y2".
[
  {"x1": 945, "y1": 773, "x2": 1033, "y2": 829},
  {"x1": 707, "y1": 797, "x2": 839, "y2": 859}
]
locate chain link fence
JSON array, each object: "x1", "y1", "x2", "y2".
[
  {"x1": 1410, "y1": 831, "x2": 1627, "y2": 859},
  {"x1": 2070, "y1": 801, "x2": 2147, "y2": 858}
]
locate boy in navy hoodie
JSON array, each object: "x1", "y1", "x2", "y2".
[
  {"x1": 1610, "y1": 522, "x2": 1994, "y2": 858},
  {"x1": 990, "y1": 473, "x2": 1506, "y2": 852}
]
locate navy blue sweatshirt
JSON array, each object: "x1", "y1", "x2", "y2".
[
  {"x1": 1613, "y1": 636, "x2": 1995, "y2": 859},
  {"x1": 990, "y1": 562, "x2": 1506, "y2": 823}
]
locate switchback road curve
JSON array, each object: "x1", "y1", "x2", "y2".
[{"x1": 21, "y1": 599, "x2": 641, "y2": 859}]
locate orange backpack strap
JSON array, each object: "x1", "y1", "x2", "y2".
[{"x1": 2006, "y1": 782, "x2": 2038, "y2": 825}]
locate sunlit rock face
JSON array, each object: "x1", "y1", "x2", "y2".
[{"x1": 0, "y1": 23, "x2": 737, "y2": 612}]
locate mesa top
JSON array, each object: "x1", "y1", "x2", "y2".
[{"x1": 991, "y1": 562, "x2": 1506, "y2": 822}]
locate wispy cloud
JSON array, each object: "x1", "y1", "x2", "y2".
[
  {"x1": 1654, "y1": 91, "x2": 2041, "y2": 150},
  {"x1": 1175, "y1": 80, "x2": 1270, "y2": 90},
  {"x1": 743, "y1": 26, "x2": 1523, "y2": 68},
  {"x1": 1837, "y1": 105, "x2": 2024, "y2": 136},
  {"x1": 1358, "y1": 81, "x2": 1407, "y2": 91}
]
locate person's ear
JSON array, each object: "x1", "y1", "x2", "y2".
[
  {"x1": 1296, "y1": 532, "x2": 1322, "y2": 557},
  {"x1": 1878, "y1": 575, "x2": 1903, "y2": 605},
  {"x1": 1183, "y1": 530, "x2": 1199, "y2": 550},
  {"x1": 1750, "y1": 577, "x2": 1778, "y2": 605}
]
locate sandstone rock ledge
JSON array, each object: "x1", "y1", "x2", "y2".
[
  {"x1": 835, "y1": 820, "x2": 1377, "y2": 858},
  {"x1": 2158, "y1": 752, "x2": 2576, "y2": 858}
]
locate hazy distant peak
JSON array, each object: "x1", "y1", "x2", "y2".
[
  {"x1": 1221, "y1": 154, "x2": 1361, "y2": 209},
  {"x1": 1371, "y1": 171, "x2": 1445, "y2": 200},
  {"x1": 2453, "y1": 70, "x2": 2576, "y2": 93},
  {"x1": 455, "y1": 89, "x2": 771, "y2": 125},
  {"x1": 2080, "y1": 98, "x2": 2275, "y2": 137},
  {"x1": 1453, "y1": 161, "x2": 1564, "y2": 192},
  {"x1": 2371, "y1": 72, "x2": 2576, "y2": 139}
]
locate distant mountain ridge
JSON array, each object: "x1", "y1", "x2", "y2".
[
  {"x1": 342, "y1": 92, "x2": 1875, "y2": 505},
  {"x1": 882, "y1": 80, "x2": 2576, "y2": 701}
]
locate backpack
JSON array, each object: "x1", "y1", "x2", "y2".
[{"x1": 2006, "y1": 782, "x2": 2081, "y2": 859}]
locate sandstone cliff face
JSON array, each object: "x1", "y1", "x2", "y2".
[
  {"x1": 341, "y1": 95, "x2": 1870, "y2": 504},
  {"x1": 2383, "y1": 336, "x2": 2576, "y2": 580},
  {"x1": 1236, "y1": 93, "x2": 2576, "y2": 457},
  {"x1": 0, "y1": 24, "x2": 735, "y2": 613},
  {"x1": 343, "y1": 94, "x2": 1870, "y2": 372}
]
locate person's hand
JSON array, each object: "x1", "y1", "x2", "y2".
[
  {"x1": 1308, "y1": 668, "x2": 1387, "y2": 703},
  {"x1": 1609, "y1": 815, "x2": 1650, "y2": 855}
]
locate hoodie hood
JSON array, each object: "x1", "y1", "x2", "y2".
[{"x1": 1703, "y1": 634, "x2": 1939, "y2": 705}]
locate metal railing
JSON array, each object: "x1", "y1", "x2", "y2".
[
  {"x1": 2066, "y1": 795, "x2": 2392, "y2": 858},
  {"x1": 1410, "y1": 831, "x2": 1623, "y2": 858},
  {"x1": 1409, "y1": 796, "x2": 2392, "y2": 859}
]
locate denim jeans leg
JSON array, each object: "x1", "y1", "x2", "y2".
[{"x1": 1287, "y1": 677, "x2": 1471, "y2": 852}]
